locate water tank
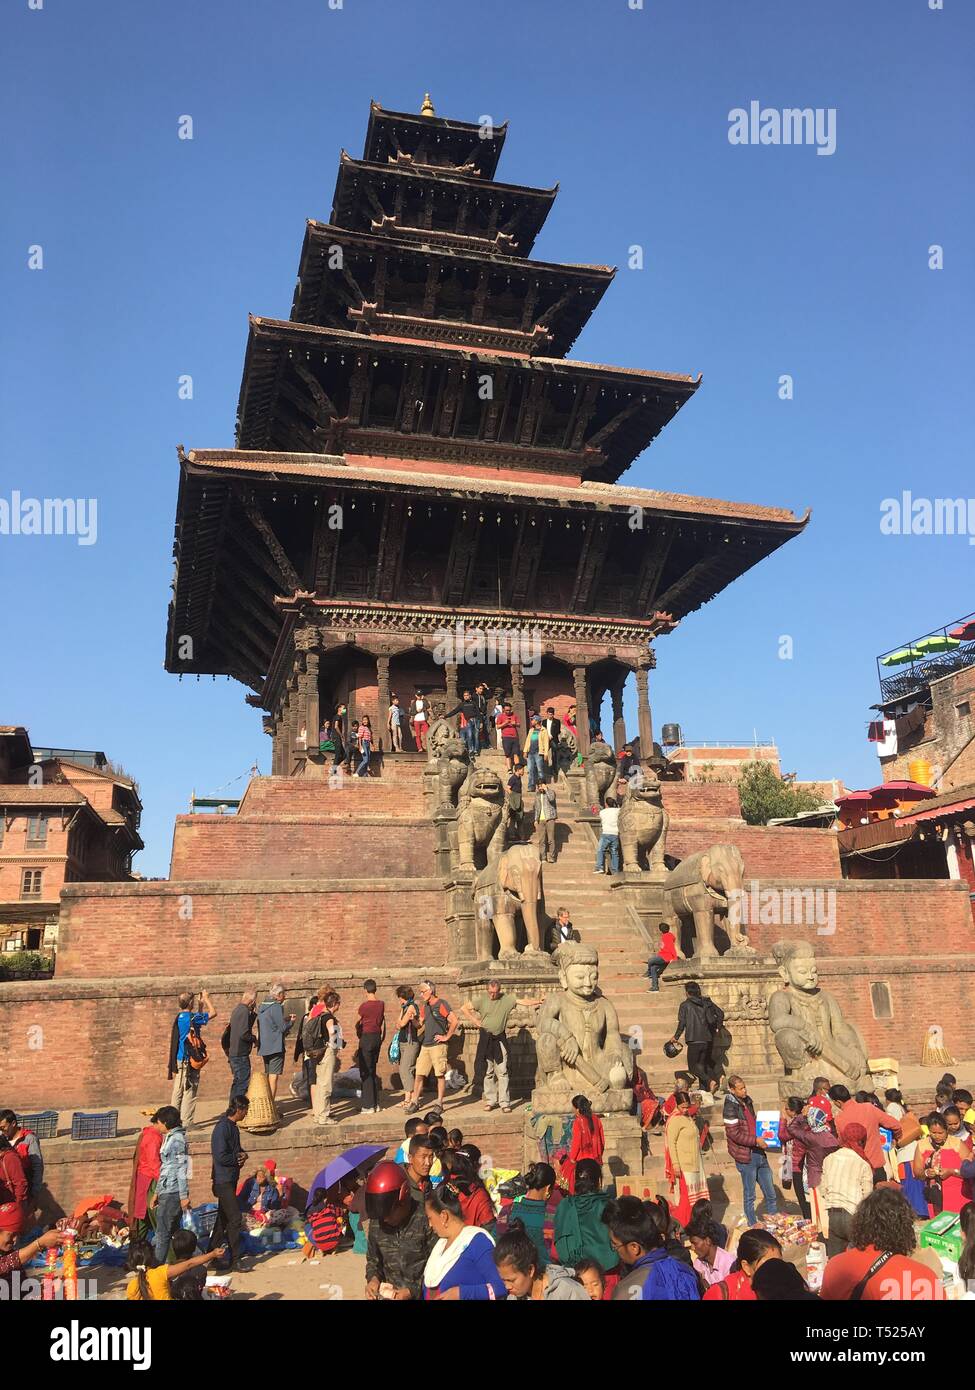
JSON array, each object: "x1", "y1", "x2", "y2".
[
  {"x1": 661, "y1": 723, "x2": 683, "y2": 747},
  {"x1": 909, "y1": 757, "x2": 933, "y2": 787}
]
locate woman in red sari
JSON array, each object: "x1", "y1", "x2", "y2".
[
  {"x1": 0, "y1": 1139, "x2": 28, "y2": 1239},
  {"x1": 127, "y1": 1113, "x2": 164, "y2": 1242},
  {"x1": 913, "y1": 1112, "x2": 972, "y2": 1216},
  {"x1": 560, "y1": 1095, "x2": 605, "y2": 1194}
]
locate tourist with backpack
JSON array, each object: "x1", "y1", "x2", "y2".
[
  {"x1": 668, "y1": 982, "x2": 724, "y2": 1094},
  {"x1": 222, "y1": 989, "x2": 257, "y2": 1104},
  {"x1": 257, "y1": 984, "x2": 295, "y2": 1102},
  {"x1": 405, "y1": 981, "x2": 459, "y2": 1114},
  {"x1": 304, "y1": 989, "x2": 341, "y2": 1125},
  {"x1": 167, "y1": 989, "x2": 216, "y2": 1127}
]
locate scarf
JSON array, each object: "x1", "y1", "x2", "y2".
[
  {"x1": 423, "y1": 1225, "x2": 492, "y2": 1288},
  {"x1": 841, "y1": 1121, "x2": 869, "y2": 1161}
]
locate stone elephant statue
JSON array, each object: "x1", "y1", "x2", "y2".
[
  {"x1": 584, "y1": 740, "x2": 617, "y2": 809},
  {"x1": 662, "y1": 844, "x2": 745, "y2": 959},
  {"x1": 473, "y1": 843, "x2": 545, "y2": 959},
  {"x1": 618, "y1": 777, "x2": 668, "y2": 872}
]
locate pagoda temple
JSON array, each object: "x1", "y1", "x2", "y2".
[{"x1": 166, "y1": 98, "x2": 808, "y2": 771}]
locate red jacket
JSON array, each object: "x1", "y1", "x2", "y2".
[{"x1": 723, "y1": 1092, "x2": 761, "y2": 1166}]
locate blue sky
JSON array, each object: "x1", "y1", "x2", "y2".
[{"x1": 1, "y1": 0, "x2": 972, "y2": 874}]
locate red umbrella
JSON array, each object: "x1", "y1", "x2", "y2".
[{"x1": 949, "y1": 620, "x2": 975, "y2": 641}]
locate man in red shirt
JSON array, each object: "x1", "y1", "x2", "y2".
[
  {"x1": 829, "y1": 1085, "x2": 901, "y2": 1181},
  {"x1": 821, "y1": 1187, "x2": 942, "y2": 1301},
  {"x1": 646, "y1": 921, "x2": 681, "y2": 992}
]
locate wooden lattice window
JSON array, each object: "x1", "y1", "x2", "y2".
[
  {"x1": 21, "y1": 869, "x2": 43, "y2": 899},
  {"x1": 26, "y1": 813, "x2": 48, "y2": 847}
]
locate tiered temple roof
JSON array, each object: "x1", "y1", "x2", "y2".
[{"x1": 166, "y1": 98, "x2": 808, "y2": 704}]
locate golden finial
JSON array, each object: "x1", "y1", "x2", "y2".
[{"x1": 420, "y1": 93, "x2": 435, "y2": 117}]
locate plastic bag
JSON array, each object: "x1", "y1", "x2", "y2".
[{"x1": 388, "y1": 1030, "x2": 401, "y2": 1064}]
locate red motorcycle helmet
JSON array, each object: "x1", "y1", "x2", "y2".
[{"x1": 364, "y1": 1160, "x2": 411, "y2": 1223}]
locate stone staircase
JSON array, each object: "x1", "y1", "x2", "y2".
[{"x1": 533, "y1": 793, "x2": 681, "y2": 1081}]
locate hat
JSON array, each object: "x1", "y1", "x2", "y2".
[{"x1": 262, "y1": 1159, "x2": 277, "y2": 1174}]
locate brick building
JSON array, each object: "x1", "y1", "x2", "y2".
[{"x1": 0, "y1": 727, "x2": 143, "y2": 953}]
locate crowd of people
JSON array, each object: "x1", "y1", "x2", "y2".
[
  {"x1": 316, "y1": 685, "x2": 583, "y2": 778},
  {"x1": 4, "y1": 1057, "x2": 973, "y2": 1301}
]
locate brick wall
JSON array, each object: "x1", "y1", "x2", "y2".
[
  {"x1": 170, "y1": 816, "x2": 436, "y2": 879},
  {"x1": 736, "y1": 877, "x2": 974, "y2": 957},
  {"x1": 661, "y1": 783, "x2": 742, "y2": 818},
  {"x1": 668, "y1": 824, "x2": 841, "y2": 877},
  {"x1": 55, "y1": 880, "x2": 447, "y2": 978},
  {"x1": 237, "y1": 775, "x2": 426, "y2": 816},
  {"x1": 821, "y1": 957, "x2": 975, "y2": 1060}
]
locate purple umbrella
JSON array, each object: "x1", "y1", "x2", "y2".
[{"x1": 306, "y1": 1143, "x2": 387, "y2": 1209}]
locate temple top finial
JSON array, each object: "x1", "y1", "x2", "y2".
[{"x1": 420, "y1": 93, "x2": 435, "y2": 117}]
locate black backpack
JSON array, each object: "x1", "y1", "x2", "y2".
[
  {"x1": 704, "y1": 999, "x2": 724, "y2": 1034},
  {"x1": 302, "y1": 1011, "x2": 327, "y2": 1061}
]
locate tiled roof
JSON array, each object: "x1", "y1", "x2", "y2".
[
  {"x1": 0, "y1": 784, "x2": 84, "y2": 804},
  {"x1": 185, "y1": 450, "x2": 806, "y2": 526}
]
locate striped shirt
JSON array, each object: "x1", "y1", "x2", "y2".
[{"x1": 819, "y1": 1146, "x2": 874, "y2": 1216}]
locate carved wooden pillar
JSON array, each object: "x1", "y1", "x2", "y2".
[
  {"x1": 376, "y1": 654, "x2": 390, "y2": 749},
  {"x1": 573, "y1": 666, "x2": 590, "y2": 756},
  {"x1": 511, "y1": 662, "x2": 527, "y2": 738},
  {"x1": 293, "y1": 655, "x2": 306, "y2": 750},
  {"x1": 271, "y1": 712, "x2": 283, "y2": 776},
  {"x1": 445, "y1": 661, "x2": 459, "y2": 725},
  {"x1": 611, "y1": 674, "x2": 627, "y2": 752},
  {"x1": 305, "y1": 649, "x2": 320, "y2": 750},
  {"x1": 636, "y1": 664, "x2": 654, "y2": 758}
]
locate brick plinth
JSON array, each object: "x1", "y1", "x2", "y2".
[
  {"x1": 55, "y1": 879, "x2": 446, "y2": 978},
  {"x1": 170, "y1": 817, "x2": 436, "y2": 880}
]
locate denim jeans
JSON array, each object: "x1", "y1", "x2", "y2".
[
  {"x1": 735, "y1": 1150, "x2": 778, "y2": 1225},
  {"x1": 526, "y1": 751, "x2": 546, "y2": 790},
  {"x1": 154, "y1": 1190, "x2": 183, "y2": 1263},
  {"x1": 595, "y1": 833, "x2": 620, "y2": 873},
  {"x1": 229, "y1": 1053, "x2": 251, "y2": 1105},
  {"x1": 356, "y1": 747, "x2": 371, "y2": 776},
  {"x1": 461, "y1": 722, "x2": 479, "y2": 756},
  {"x1": 646, "y1": 955, "x2": 669, "y2": 990}
]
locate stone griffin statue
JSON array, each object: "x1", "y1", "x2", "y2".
[
  {"x1": 533, "y1": 941, "x2": 633, "y2": 1112},
  {"x1": 584, "y1": 739, "x2": 617, "y2": 810},
  {"x1": 456, "y1": 766, "x2": 505, "y2": 872},
  {"x1": 661, "y1": 844, "x2": 747, "y2": 958},
  {"x1": 618, "y1": 774, "x2": 668, "y2": 872},
  {"x1": 432, "y1": 734, "x2": 471, "y2": 814},
  {"x1": 472, "y1": 843, "x2": 545, "y2": 959},
  {"x1": 768, "y1": 940, "x2": 868, "y2": 1098}
]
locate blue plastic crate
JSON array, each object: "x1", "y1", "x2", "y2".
[
  {"x1": 70, "y1": 1110, "x2": 118, "y2": 1141},
  {"x1": 17, "y1": 1110, "x2": 58, "y2": 1139}
]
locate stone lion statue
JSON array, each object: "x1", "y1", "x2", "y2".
[
  {"x1": 618, "y1": 777, "x2": 668, "y2": 872},
  {"x1": 584, "y1": 739, "x2": 617, "y2": 809},
  {"x1": 434, "y1": 735, "x2": 470, "y2": 814},
  {"x1": 456, "y1": 766, "x2": 505, "y2": 871}
]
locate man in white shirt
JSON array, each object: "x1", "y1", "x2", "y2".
[{"x1": 594, "y1": 797, "x2": 621, "y2": 874}]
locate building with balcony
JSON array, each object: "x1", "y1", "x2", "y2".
[{"x1": 0, "y1": 726, "x2": 143, "y2": 953}]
